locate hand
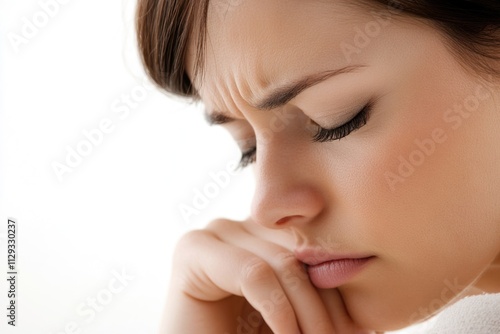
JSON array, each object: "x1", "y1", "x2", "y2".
[{"x1": 160, "y1": 218, "x2": 373, "y2": 334}]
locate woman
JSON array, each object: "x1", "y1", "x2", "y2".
[{"x1": 136, "y1": 0, "x2": 500, "y2": 333}]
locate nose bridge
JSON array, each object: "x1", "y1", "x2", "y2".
[
  {"x1": 249, "y1": 100, "x2": 300, "y2": 133},
  {"x1": 250, "y1": 120, "x2": 325, "y2": 228},
  {"x1": 253, "y1": 106, "x2": 304, "y2": 187}
]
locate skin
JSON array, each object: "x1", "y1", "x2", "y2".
[{"x1": 161, "y1": 0, "x2": 500, "y2": 333}]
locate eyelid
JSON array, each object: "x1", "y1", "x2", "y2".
[
  {"x1": 310, "y1": 100, "x2": 369, "y2": 128},
  {"x1": 311, "y1": 103, "x2": 372, "y2": 142},
  {"x1": 311, "y1": 91, "x2": 387, "y2": 130},
  {"x1": 234, "y1": 95, "x2": 381, "y2": 169},
  {"x1": 234, "y1": 136, "x2": 257, "y2": 171},
  {"x1": 236, "y1": 147, "x2": 257, "y2": 170},
  {"x1": 235, "y1": 136, "x2": 256, "y2": 152}
]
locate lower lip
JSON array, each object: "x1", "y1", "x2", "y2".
[{"x1": 307, "y1": 257, "x2": 375, "y2": 289}]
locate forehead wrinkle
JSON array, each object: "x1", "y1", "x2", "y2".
[
  {"x1": 201, "y1": 0, "x2": 367, "y2": 117},
  {"x1": 222, "y1": 72, "x2": 258, "y2": 120},
  {"x1": 232, "y1": 56, "x2": 272, "y2": 111},
  {"x1": 204, "y1": 53, "x2": 272, "y2": 119},
  {"x1": 200, "y1": 12, "x2": 268, "y2": 118},
  {"x1": 216, "y1": 78, "x2": 242, "y2": 119},
  {"x1": 198, "y1": 73, "x2": 233, "y2": 119}
]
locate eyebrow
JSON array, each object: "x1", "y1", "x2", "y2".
[{"x1": 204, "y1": 64, "x2": 365, "y2": 126}]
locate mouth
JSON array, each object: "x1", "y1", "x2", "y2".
[{"x1": 295, "y1": 249, "x2": 376, "y2": 289}]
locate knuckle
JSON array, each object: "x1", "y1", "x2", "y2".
[
  {"x1": 173, "y1": 230, "x2": 212, "y2": 260},
  {"x1": 241, "y1": 257, "x2": 274, "y2": 284},
  {"x1": 262, "y1": 300, "x2": 294, "y2": 322},
  {"x1": 176, "y1": 229, "x2": 209, "y2": 248},
  {"x1": 205, "y1": 217, "x2": 235, "y2": 231},
  {"x1": 275, "y1": 252, "x2": 300, "y2": 270},
  {"x1": 275, "y1": 252, "x2": 308, "y2": 280}
]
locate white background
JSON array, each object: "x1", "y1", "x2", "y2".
[
  {"x1": 0, "y1": 0, "x2": 254, "y2": 333},
  {"x1": 0, "y1": 0, "x2": 428, "y2": 333}
]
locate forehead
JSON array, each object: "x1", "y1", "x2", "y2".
[{"x1": 187, "y1": 0, "x2": 373, "y2": 111}]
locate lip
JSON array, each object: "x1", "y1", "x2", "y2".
[{"x1": 295, "y1": 249, "x2": 375, "y2": 289}]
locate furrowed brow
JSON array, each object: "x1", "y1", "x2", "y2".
[
  {"x1": 204, "y1": 64, "x2": 365, "y2": 126},
  {"x1": 253, "y1": 65, "x2": 364, "y2": 110}
]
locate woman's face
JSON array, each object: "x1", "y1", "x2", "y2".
[{"x1": 186, "y1": 0, "x2": 500, "y2": 330}]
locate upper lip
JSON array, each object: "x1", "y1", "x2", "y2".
[{"x1": 294, "y1": 248, "x2": 374, "y2": 266}]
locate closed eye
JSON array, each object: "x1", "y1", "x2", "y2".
[
  {"x1": 236, "y1": 146, "x2": 256, "y2": 170},
  {"x1": 235, "y1": 102, "x2": 373, "y2": 170},
  {"x1": 311, "y1": 103, "x2": 372, "y2": 142}
]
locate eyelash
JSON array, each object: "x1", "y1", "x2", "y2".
[
  {"x1": 238, "y1": 147, "x2": 257, "y2": 170},
  {"x1": 311, "y1": 103, "x2": 372, "y2": 143},
  {"x1": 236, "y1": 103, "x2": 372, "y2": 170}
]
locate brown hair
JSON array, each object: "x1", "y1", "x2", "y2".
[
  {"x1": 136, "y1": 0, "x2": 500, "y2": 100},
  {"x1": 135, "y1": 0, "x2": 209, "y2": 99}
]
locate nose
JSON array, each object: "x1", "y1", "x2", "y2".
[{"x1": 249, "y1": 137, "x2": 326, "y2": 229}]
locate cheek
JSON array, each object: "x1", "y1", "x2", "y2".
[
  {"x1": 360, "y1": 77, "x2": 500, "y2": 263},
  {"x1": 335, "y1": 79, "x2": 500, "y2": 329}
]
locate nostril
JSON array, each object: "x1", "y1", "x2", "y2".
[
  {"x1": 276, "y1": 215, "x2": 302, "y2": 225},
  {"x1": 276, "y1": 217, "x2": 290, "y2": 225}
]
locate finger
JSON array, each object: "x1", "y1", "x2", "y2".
[
  {"x1": 241, "y1": 218, "x2": 297, "y2": 251},
  {"x1": 215, "y1": 223, "x2": 337, "y2": 334},
  {"x1": 178, "y1": 230, "x2": 302, "y2": 334},
  {"x1": 317, "y1": 288, "x2": 352, "y2": 332},
  {"x1": 317, "y1": 288, "x2": 375, "y2": 334}
]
